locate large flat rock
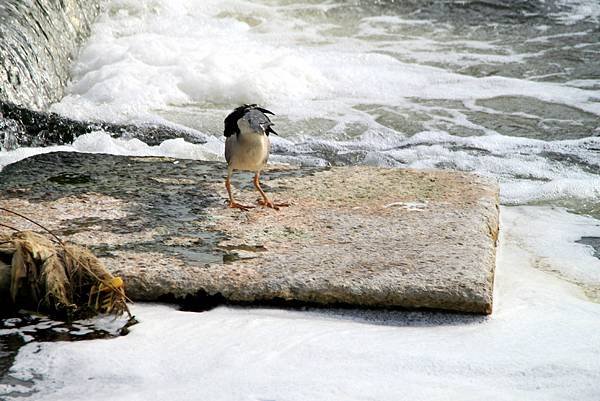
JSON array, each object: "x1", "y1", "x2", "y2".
[{"x1": 0, "y1": 152, "x2": 499, "y2": 314}]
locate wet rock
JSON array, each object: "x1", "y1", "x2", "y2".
[
  {"x1": 0, "y1": 259, "x2": 10, "y2": 308},
  {"x1": 0, "y1": 101, "x2": 207, "y2": 150},
  {"x1": 0, "y1": 152, "x2": 499, "y2": 314},
  {"x1": 0, "y1": 0, "x2": 100, "y2": 109}
]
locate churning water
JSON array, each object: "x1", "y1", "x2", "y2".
[{"x1": 1, "y1": 0, "x2": 600, "y2": 399}]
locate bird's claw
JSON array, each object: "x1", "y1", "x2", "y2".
[
  {"x1": 258, "y1": 199, "x2": 289, "y2": 210},
  {"x1": 228, "y1": 201, "x2": 255, "y2": 211}
]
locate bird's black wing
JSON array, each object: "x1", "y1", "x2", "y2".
[
  {"x1": 223, "y1": 105, "x2": 248, "y2": 137},
  {"x1": 265, "y1": 126, "x2": 278, "y2": 136},
  {"x1": 254, "y1": 106, "x2": 275, "y2": 116}
]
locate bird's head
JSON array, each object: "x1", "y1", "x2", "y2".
[
  {"x1": 241, "y1": 109, "x2": 274, "y2": 135},
  {"x1": 224, "y1": 104, "x2": 278, "y2": 137}
]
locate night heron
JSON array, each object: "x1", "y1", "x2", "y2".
[{"x1": 223, "y1": 104, "x2": 288, "y2": 211}]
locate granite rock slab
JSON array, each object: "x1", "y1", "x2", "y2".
[{"x1": 0, "y1": 152, "x2": 499, "y2": 314}]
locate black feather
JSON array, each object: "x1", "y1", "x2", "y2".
[
  {"x1": 266, "y1": 126, "x2": 278, "y2": 136},
  {"x1": 223, "y1": 104, "x2": 276, "y2": 137},
  {"x1": 223, "y1": 105, "x2": 247, "y2": 138},
  {"x1": 254, "y1": 106, "x2": 275, "y2": 116}
]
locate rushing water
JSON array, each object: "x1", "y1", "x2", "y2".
[{"x1": 1, "y1": 0, "x2": 600, "y2": 399}]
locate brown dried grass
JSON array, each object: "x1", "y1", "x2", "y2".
[{"x1": 0, "y1": 230, "x2": 130, "y2": 319}]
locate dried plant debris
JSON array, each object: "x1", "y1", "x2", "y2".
[{"x1": 0, "y1": 230, "x2": 131, "y2": 321}]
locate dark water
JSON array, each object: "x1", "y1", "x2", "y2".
[
  {"x1": 0, "y1": 312, "x2": 135, "y2": 398},
  {"x1": 577, "y1": 236, "x2": 600, "y2": 259}
]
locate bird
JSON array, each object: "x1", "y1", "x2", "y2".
[{"x1": 223, "y1": 104, "x2": 288, "y2": 211}]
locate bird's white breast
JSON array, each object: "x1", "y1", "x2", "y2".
[{"x1": 226, "y1": 132, "x2": 270, "y2": 171}]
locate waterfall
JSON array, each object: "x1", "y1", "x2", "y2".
[{"x1": 0, "y1": 0, "x2": 99, "y2": 110}]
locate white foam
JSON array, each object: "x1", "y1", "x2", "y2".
[
  {"x1": 284, "y1": 130, "x2": 600, "y2": 205},
  {"x1": 502, "y1": 178, "x2": 600, "y2": 205},
  {"x1": 51, "y1": 0, "x2": 600, "y2": 126},
  {"x1": 71, "y1": 132, "x2": 224, "y2": 161},
  {"x1": 0, "y1": 145, "x2": 73, "y2": 171},
  {"x1": 399, "y1": 133, "x2": 600, "y2": 204},
  {"x1": 0, "y1": 132, "x2": 224, "y2": 172},
  {"x1": 502, "y1": 206, "x2": 600, "y2": 287},
  {"x1": 552, "y1": 0, "x2": 600, "y2": 24},
  {"x1": 0, "y1": 318, "x2": 61, "y2": 343}
]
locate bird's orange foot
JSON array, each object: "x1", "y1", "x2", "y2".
[
  {"x1": 228, "y1": 201, "x2": 255, "y2": 211},
  {"x1": 258, "y1": 199, "x2": 289, "y2": 210}
]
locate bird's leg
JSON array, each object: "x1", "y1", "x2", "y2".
[
  {"x1": 253, "y1": 172, "x2": 288, "y2": 210},
  {"x1": 225, "y1": 169, "x2": 254, "y2": 211}
]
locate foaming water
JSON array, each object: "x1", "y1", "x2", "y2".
[{"x1": 0, "y1": 132, "x2": 223, "y2": 171}]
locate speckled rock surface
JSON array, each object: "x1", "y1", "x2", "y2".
[{"x1": 0, "y1": 152, "x2": 499, "y2": 314}]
